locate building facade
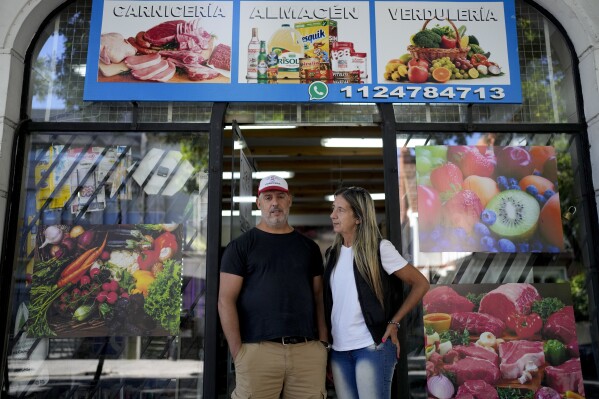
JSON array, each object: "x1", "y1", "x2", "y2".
[{"x1": 1, "y1": 0, "x2": 599, "y2": 397}]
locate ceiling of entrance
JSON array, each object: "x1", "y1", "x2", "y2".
[{"x1": 223, "y1": 126, "x2": 386, "y2": 225}]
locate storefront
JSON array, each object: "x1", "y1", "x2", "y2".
[{"x1": 0, "y1": 0, "x2": 598, "y2": 398}]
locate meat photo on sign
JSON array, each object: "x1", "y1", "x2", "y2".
[
  {"x1": 423, "y1": 283, "x2": 585, "y2": 398},
  {"x1": 98, "y1": 19, "x2": 231, "y2": 83}
]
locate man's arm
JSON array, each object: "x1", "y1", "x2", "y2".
[
  {"x1": 312, "y1": 276, "x2": 328, "y2": 342},
  {"x1": 218, "y1": 272, "x2": 244, "y2": 359}
]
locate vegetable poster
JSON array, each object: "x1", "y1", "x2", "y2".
[
  {"x1": 423, "y1": 283, "x2": 585, "y2": 398},
  {"x1": 29, "y1": 224, "x2": 183, "y2": 337},
  {"x1": 375, "y1": 2, "x2": 513, "y2": 86},
  {"x1": 416, "y1": 145, "x2": 564, "y2": 253}
]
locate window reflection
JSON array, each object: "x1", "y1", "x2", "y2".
[
  {"x1": 399, "y1": 132, "x2": 595, "y2": 397},
  {"x1": 7, "y1": 132, "x2": 209, "y2": 397}
]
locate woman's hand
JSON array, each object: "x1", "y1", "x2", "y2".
[{"x1": 382, "y1": 324, "x2": 401, "y2": 358}]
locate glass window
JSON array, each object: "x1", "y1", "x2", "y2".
[
  {"x1": 393, "y1": 1, "x2": 579, "y2": 124},
  {"x1": 17, "y1": 0, "x2": 593, "y2": 397},
  {"x1": 398, "y1": 132, "x2": 596, "y2": 397},
  {"x1": 6, "y1": 131, "x2": 209, "y2": 397}
]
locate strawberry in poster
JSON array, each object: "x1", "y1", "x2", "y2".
[
  {"x1": 423, "y1": 283, "x2": 585, "y2": 399},
  {"x1": 416, "y1": 145, "x2": 564, "y2": 253},
  {"x1": 29, "y1": 224, "x2": 182, "y2": 337}
]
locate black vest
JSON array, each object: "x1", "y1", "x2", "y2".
[{"x1": 323, "y1": 242, "x2": 403, "y2": 345}]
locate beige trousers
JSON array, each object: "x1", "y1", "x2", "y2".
[{"x1": 232, "y1": 340, "x2": 328, "y2": 399}]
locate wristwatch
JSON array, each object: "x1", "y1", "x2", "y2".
[
  {"x1": 388, "y1": 320, "x2": 401, "y2": 329},
  {"x1": 320, "y1": 340, "x2": 332, "y2": 351}
]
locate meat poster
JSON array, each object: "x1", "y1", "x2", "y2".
[
  {"x1": 92, "y1": 1, "x2": 233, "y2": 85},
  {"x1": 416, "y1": 145, "x2": 564, "y2": 253},
  {"x1": 29, "y1": 224, "x2": 182, "y2": 337},
  {"x1": 423, "y1": 283, "x2": 585, "y2": 398}
]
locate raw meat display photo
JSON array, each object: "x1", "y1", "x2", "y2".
[
  {"x1": 28, "y1": 224, "x2": 183, "y2": 337},
  {"x1": 423, "y1": 283, "x2": 585, "y2": 399},
  {"x1": 416, "y1": 145, "x2": 564, "y2": 253},
  {"x1": 98, "y1": 20, "x2": 230, "y2": 83}
]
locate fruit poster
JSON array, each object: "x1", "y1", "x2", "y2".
[
  {"x1": 375, "y1": 2, "x2": 513, "y2": 87},
  {"x1": 84, "y1": 0, "x2": 522, "y2": 103},
  {"x1": 416, "y1": 145, "x2": 564, "y2": 253},
  {"x1": 423, "y1": 283, "x2": 585, "y2": 398},
  {"x1": 29, "y1": 224, "x2": 183, "y2": 337}
]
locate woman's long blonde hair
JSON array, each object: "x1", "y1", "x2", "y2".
[{"x1": 331, "y1": 187, "x2": 384, "y2": 305}]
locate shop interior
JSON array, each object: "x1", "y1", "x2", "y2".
[{"x1": 221, "y1": 124, "x2": 386, "y2": 246}]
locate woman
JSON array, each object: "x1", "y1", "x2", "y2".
[{"x1": 324, "y1": 186, "x2": 430, "y2": 399}]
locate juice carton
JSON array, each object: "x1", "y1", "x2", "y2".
[{"x1": 294, "y1": 19, "x2": 338, "y2": 68}]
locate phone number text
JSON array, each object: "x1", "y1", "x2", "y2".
[{"x1": 340, "y1": 85, "x2": 506, "y2": 101}]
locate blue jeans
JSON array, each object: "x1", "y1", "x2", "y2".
[{"x1": 330, "y1": 340, "x2": 397, "y2": 399}]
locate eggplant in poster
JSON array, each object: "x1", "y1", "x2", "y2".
[
  {"x1": 416, "y1": 145, "x2": 564, "y2": 253},
  {"x1": 423, "y1": 283, "x2": 585, "y2": 398},
  {"x1": 29, "y1": 224, "x2": 182, "y2": 337}
]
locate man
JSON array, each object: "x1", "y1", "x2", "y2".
[{"x1": 218, "y1": 175, "x2": 329, "y2": 399}]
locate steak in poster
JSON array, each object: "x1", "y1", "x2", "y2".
[
  {"x1": 423, "y1": 283, "x2": 585, "y2": 398},
  {"x1": 97, "y1": 1, "x2": 232, "y2": 84}
]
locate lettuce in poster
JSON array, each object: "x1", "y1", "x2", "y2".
[{"x1": 29, "y1": 224, "x2": 182, "y2": 337}]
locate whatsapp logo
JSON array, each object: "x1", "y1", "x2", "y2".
[{"x1": 308, "y1": 81, "x2": 328, "y2": 100}]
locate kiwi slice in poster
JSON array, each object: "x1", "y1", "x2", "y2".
[{"x1": 485, "y1": 190, "x2": 540, "y2": 241}]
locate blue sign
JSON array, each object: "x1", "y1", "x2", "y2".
[{"x1": 84, "y1": 0, "x2": 521, "y2": 103}]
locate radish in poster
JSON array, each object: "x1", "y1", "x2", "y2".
[
  {"x1": 375, "y1": 1, "x2": 511, "y2": 85},
  {"x1": 96, "y1": 1, "x2": 233, "y2": 83},
  {"x1": 29, "y1": 224, "x2": 182, "y2": 337},
  {"x1": 423, "y1": 283, "x2": 585, "y2": 398},
  {"x1": 416, "y1": 145, "x2": 564, "y2": 253}
]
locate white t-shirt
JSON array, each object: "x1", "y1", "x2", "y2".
[{"x1": 330, "y1": 239, "x2": 408, "y2": 351}]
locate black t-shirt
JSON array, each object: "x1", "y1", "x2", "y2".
[{"x1": 221, "y1": 228, "x2": 323, "y2": 342}]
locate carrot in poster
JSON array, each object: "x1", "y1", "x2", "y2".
[{"x1": 57, "y1": 234, "x2": 108, "y2": 287}]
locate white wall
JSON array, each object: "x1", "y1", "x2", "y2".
[
  {"x1": 0, "y1": 0, "x2": 64, "y2": 256},
  {"x1": 0, "y1": 0, "x2": 598, "y2": 257},
  {"x1": 538, "y1": 2, "x2": 599, "y2": 205}
]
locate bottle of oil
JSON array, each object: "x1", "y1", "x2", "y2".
[
  {"x1": 267, "y1": 51, "x2": 278, "y2": 83},
  {"x1": 268, "y1": 24, "x2": 303, "y2": 82},
  {"x1": 257, "y1": 40, "x2": 268, "y2": 83}
]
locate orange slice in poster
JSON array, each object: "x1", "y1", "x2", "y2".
[{"x1": 432, "y1": 67, "x2": 451, "y2": 83}]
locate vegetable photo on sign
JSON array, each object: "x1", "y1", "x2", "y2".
[
  {"x1": 423, "y1": 283, "x2": 585, "y2": 399},
  {"x1": 383, "y1": 19, "x2": 504, "y2": 84},
  {"x1": 375, "y1": 1, "x2": 514, "y2": 88},
  {"x1": 390, "y1": 19, "x2": 503, "y2": 84},
  {"x1": 28, "y1": 224, "x2": 183, "y2": 337}
]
